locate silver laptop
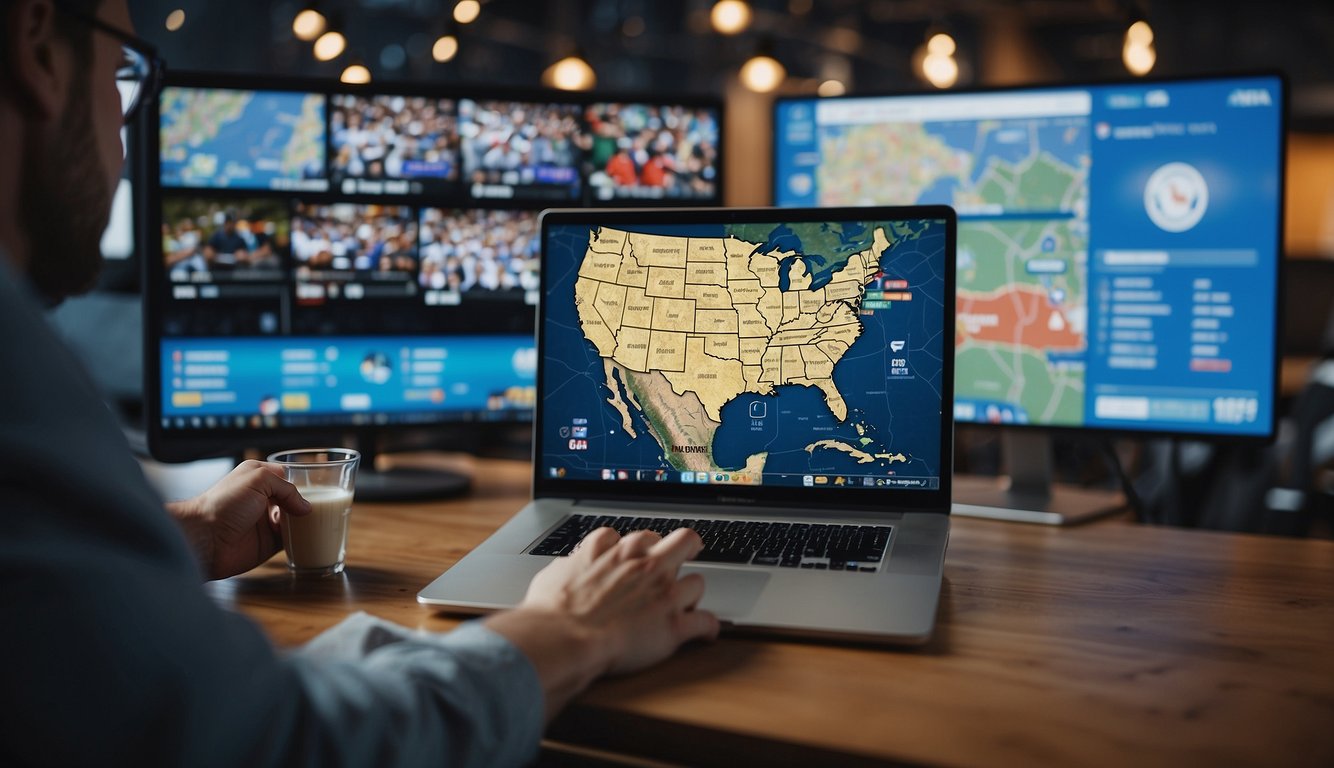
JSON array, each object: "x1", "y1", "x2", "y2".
[{"x1": 420, "y1": 206, "x2": 957, "y2": 644}]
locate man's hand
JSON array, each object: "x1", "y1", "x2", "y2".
[
  {"x1": 168, "y1": 460, "x2": 311, "y2": 581},
  {"x1": 484, "y1": 527, "x2": 720, "y2": 720}
]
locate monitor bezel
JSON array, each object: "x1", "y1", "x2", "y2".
[
  {"x1": 533, "y1": 205, "x2": 957, "y2": 515},
  {"x1": 143, "y1": 72, "x2": 725, "y2": 463},
  {"x1": 771, "y1": 70, "x2": 1288, "y2": 444}
]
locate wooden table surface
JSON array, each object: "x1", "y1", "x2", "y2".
[{"x1": 207, "y1": 454, "x2": 1334, "y2": 767}]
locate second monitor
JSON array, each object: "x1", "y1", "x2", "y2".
[
  {"x1": 774, "y1": 73, "x2": 1286, "y2": 521},
  {"x1": 144, "y1": 74, "x2": 724, "y2": 499}
]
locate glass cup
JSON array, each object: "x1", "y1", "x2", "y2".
[{"x1": 267, "y1": 448, "x2": 360, "y2": 576}]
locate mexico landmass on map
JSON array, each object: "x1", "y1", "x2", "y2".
[{"x1": 573, "y1": 225, "x2": 894, "y2": 480}]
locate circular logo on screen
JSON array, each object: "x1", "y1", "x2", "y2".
[
  {"x1": 1144, "y1": 162, "x2": 1209, "y2": 233},
  {"x1": 787, "y1": 173, "x2": 813, "y2": 197}
]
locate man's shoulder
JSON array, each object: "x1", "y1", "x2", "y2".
[{"x1": 0, "y1": 258, "x2": 188, "y2": 571}]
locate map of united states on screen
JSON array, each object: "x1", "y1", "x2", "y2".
[{"x1": 572, "y1": 224, "x2": 910, "y2": 481}]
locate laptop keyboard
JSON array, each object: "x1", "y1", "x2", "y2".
[{"x1": 529, "y1": 514, "x2": 891, "y2": 572}]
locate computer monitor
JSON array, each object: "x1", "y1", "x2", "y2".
[
  {"x1": 774, "y1": 73, "x2": 1286, "y2": 521},
  {"x1": 143, "y1": 74, "x2": 723, "y2": 499}
]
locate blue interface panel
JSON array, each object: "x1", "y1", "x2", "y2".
[
  {"x1": 774, "y1": 75, "x2": 1283, "y2": 437},
  {"x1": 159, "y1": 336, "x2": 535, "y2": 430}
]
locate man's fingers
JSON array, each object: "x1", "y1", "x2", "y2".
[
  {"x1": 249, "y1": 461, "x2": 311, "y2": 516},
  {"x1": 646, "y1": 527, "x2": 705, "y2": 573},
  {"x1": 675, "y1": 607, "x2": 721, "y2": 643},
  {"x1": 573, "y1": 526, "x2": 620, "y2": 562},
  {"x1": 614, "y1": 529, "x2": 661, "y2": 560},
  {"x1": 672, "y1": 572, "x2": 707, "y2": 612}
]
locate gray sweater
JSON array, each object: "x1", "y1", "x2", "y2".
[{"x1": 0, "y1": 258, "x2": 543, "y2": 767}]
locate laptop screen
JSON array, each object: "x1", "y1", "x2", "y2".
[{"x1": 536, "y1": 207, "x2": 956, "y2": 512}]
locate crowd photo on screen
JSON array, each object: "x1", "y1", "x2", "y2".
[
  {"x1": 458, "y1": 100, "x2": 583, "y2": 187},
  {"x1": 418, "y1": 208, "x2": 540, "y2": 294},
  {"x1": 584, "y1": 103, "x2": 719, "y2": 199},
  {"x1": 290, "y1": 203, "x2": 419, "y2": 278},
  {"x1": 330, "y1": 94, "x2": 459, "y2": 183},
  {"x1": 162, "y1": 198, "x2": 287, "y2": 281}
]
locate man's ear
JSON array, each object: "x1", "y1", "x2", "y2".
[{"x1": 4, "y1": 0, "x2": 69, "y2": 122}]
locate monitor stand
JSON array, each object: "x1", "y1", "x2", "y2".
[
  {"x1": 952, "y1": 431, "x2": 1125, "y2": 525},
  {"x1": 352, "y1": 443, "x2": 472, "y2": 502}
]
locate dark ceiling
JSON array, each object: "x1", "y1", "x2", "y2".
[{"x1": 129, "y1": 0, "x2": 1334, "y2": 129}]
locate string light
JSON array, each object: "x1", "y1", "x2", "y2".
[
  {"x1": 740, "y1": 54, "x2": 785, "y2": 93},
  {"x1": 453, "y1": 0, "x2": 481, "y2": 25},
  {"x1": 292, "y1": 8, "x2": 326, "y2": 41},
  {"x1": 314, "y1": 30, "x2": 346, "y2": 61},
  {"x1": 818, "y1": 79, "x2": 846, "y2": 97},
  {"x1": 340, "y1": 63, "x2": 371, "y2": 84},
  {"x1": 432, "y1": 35, "x2": 459, "y2": 63},
  {"x1": 711, "y1": 0, "x2": 751, "y2": 35},
  {"x1": 164, "y1": 9, "x2": 185, "y2": 32},
  {"x1": 917, "y1": 31, "x2": 959, "y2": 89},
  {"x1": 544, "y1": 54, "x2": 597, "y2": 91},
  {"x1": 1123, "y1": 20, "x2": 1156, "y2": 76}
]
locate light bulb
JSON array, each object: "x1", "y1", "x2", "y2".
[
  {"x1": 1126, "y1": 20, "x2": 1154, "y2": 47},
  {"x1": 314, "y1": 30, "x2": 346, "y2": 61},
  {"x1": 818, "y1": 79, "x2": 846, "y2": 97},
  {"x1": 544, "y1": 56, "x2": 596, "y2": 91},
  {"x1": 453, "y1": 0, "x2": 481, "y2": 25},
  {"x1": 740, "y1": 54, "x2": 785, "y2": 93},
  {"x1": 711, "y1": 0, "x2": 752, "y2": 35},
  {"x1": 922, "y1": 52, "x2": 958, "y2": 89},
  {"x1": 1123, "y1": 41, "x2": 1155, "y2": 76},
  {"x1": 432, "y1": 35, "x2": 459, "y2": 62},
  {"x1": 165, "y1": 9, "x2": 185, "y2": 32},
  {"x1": 340, "y1": 63, "x2": 371, "y2": 84},
  {"x1": 927, "y1": 33, "x2": 956, "y2": 57},
  {"x1": 292, "y1": 9, "x2": 326, "y2": 41}
]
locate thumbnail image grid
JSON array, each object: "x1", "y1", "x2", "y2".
[
  {"x1": 585, "y1": 103, "x2": 720, "y2": 198},
  {"x1": 162, "y1": 198, "x2": 288, "y2": 281},
  {"x1": 330, "y1": 94, "x2": 459, "y2": 182},
  {"x1": 419, "y1": 208, "x2": 540, "y2": 293},
  {"x1": 459, "y1": 100, "x2": 583, "y2": 187},
  {"x1": 291, "y1": 203, "x2": 419, "y2": 277}
]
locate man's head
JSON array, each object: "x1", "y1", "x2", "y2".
[{"x1": 1, "y1": 0, "x2": 135, "y2": 303}]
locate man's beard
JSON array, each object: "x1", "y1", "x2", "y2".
[{"x1": 20, "y1": 73, "x2": 113, "y2": 306}]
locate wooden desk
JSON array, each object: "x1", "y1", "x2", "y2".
[{"x1": 208, "y1": 455, "x2": 1334, "y2": 767}]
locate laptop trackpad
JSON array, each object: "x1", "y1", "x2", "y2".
[{"x1": 681, "y1": 565, "x2": 770, "y2": 619}]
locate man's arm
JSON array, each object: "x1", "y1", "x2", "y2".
[
  {"x1": 485, "y1": 527, "x2": 717, "y2": 720},
  {"x1": 165, "y1": 459, "x2": 718, "y2": 708}
]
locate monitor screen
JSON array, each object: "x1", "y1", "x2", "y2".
[
  {"x1": 145, "y1": 76, "x2": 722, "y2": 461},
  {"x1": 774, "y1": 74, "x2": 1284, "y2": 439},
  {"x1": 535, "y1": 207, "x2": 955, "y2": 509}
]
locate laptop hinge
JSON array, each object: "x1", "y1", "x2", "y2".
[{"x1": 571, "y1": 498, "x2": 907, "y2": 521}]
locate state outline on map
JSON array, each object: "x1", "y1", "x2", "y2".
[{"x1": 575, "y1": 225, "x2": 894, "y2": 428}]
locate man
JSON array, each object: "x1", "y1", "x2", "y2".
[
  {"x1": 0, "y1": 2, "x2": 719, "y2": 766},
  {"x1": 202, "y1": 211, "x2": 247, "y2": 270}
]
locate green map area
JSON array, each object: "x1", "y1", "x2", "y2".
[
  {"x1": 159, "y1": 88, "x2": 325, "y2": 189},
  {"x1": 818, "y1": 117, "x2": 1090, "y2": 424}
]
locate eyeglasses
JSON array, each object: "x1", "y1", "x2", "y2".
[{"x1": 53, "y1": 2, "x2": 166, "y2": 123}]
